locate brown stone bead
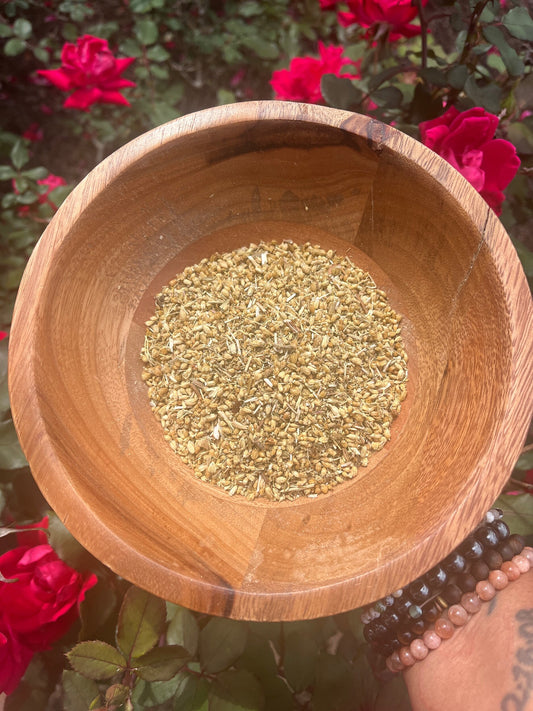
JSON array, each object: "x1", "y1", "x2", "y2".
[
  {"x1": 397, "y1": 628, "x2": 415, "y2": 645},
  {"x1": 508, "y1": 534, "x2": 525, "y2": 555},
  {"x1": 387, "y1": 651, "x2": 404, "y2": 673},
  {"x1": 476, "y1": 580, "x2": 496, "y2": 601},
  {"x1": 448, "y1": 604, "x2": 469, "y2": 626},
  {"x1": 399, "y1": 646, "x2": 416, "y2": 667},
  {"x1": 434, "y1": 617, "x2": 454, "y2": 639},
  {"x1": 512, "y1": 554, "x2": 531, "y2": 574},
  {"x1": 501, "y1": 561, "x2": 520, "y2": 582},
  {"x1": 470, "y1": 560, "x2": 490, "y2": 581},
  {"x1": 422, "y1": 629, "x2": 441, "y2": 650},
  {"x1": 461, "y1": 592, "x2": 482, "y2": 614},
  {"x1": 410, "y1": 638, "x2": 429, "y2": 661},
  {"x1": 411, "y1": 619, "x2": 426, "y2": 636},
  {"x1": 488, "y1": 569, "x2": 509, "y2": 590},
  {"x1": 484, "y1": 549, "x2": 503, "y2": 570},
  {"x1": 422, "y1": 602, "x2": 440, "y2": 623},
  {"x1": 522, "y1": 547, "x2": 533, "y2": 566}
]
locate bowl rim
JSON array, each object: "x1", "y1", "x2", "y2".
[{"x1": 8, "y1": 100, "x2": 533, "y2": 620}]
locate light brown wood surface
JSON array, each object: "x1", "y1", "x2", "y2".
[{"x1": 8, "y1": 101, "x2": 533, "y2": 621}]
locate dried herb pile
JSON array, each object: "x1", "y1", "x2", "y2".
[{"x1": 141, "y1": 241, "x2": 408, "y2": 501}]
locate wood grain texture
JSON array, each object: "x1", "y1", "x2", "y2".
[{"x1": 8, "y1": 101, "x2": 533, "y2": 621}]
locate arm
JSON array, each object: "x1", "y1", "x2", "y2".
[{"x1": 404, "y1": 571, "x2": 533, "y2": 711}]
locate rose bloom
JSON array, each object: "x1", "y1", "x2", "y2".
[
  {"x1": 334, "y1": 0, "x2": 428, "y2": 40},
  {"x1": 37, "y1": 173, "x2": 67, "y2": 210},
  {"x1": 419, "y1": 106, "x2": 520, "y2": 215},
  {"x1": 271, "y1": 42, "x2": 360, "y2": 104},
  {"x1": 0, "y1": 517, "x2": 97, "y2": 695},
  {"x1": 37, "y1": 34, "x2": 135, "y2": 111}
]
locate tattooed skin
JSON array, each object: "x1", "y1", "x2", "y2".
[{"x1": 501, "y1": 609, "x2": 533, "y2": 711}]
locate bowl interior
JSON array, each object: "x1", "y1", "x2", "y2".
[{"x1": 9, "y1": 104, "x2": 532, "y2": 620}]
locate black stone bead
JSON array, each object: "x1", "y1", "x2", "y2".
[
  {"x1": 459, "y1": 536, "x2": 484, "y2": 560},
  {"x1": 490, "y1": 520, "x2": 510, "y2": 541},
  {"x1": 411, "y1": 619, "x2": 426, "y2": 636},
  {"x1": 424, "y1": 565, "x2": 448, "y2": 591},
  {"x1": 381, "y1": 610, "x2": 401, "y2": 630},
  {"x1": 397, "y1": 628, "x2": 415, "y2": 645},
  {"x1": 380, "y1": 641, "x2": 395, "y2": 657},
  {"x1": 393, "y1": 596, "x2": 414, "y2": 618},
  {"x1": 484, "y1": 549, "x2": 503, "y2": 570},
  {"x1": 443, "y1": 551, "x2": 467, "y2": 574},
  {"x1": 373, "y1": 621, "x2": 390, "y2": 641},
  {"x1": 408, "y1": 579, "x2": 431, "y2": 604},
  {"x1": 475, "y1": 525, "x2": 499, "y2": 549},
  {"x1": 422, "y1": 602, "x2": 440, "y2": 623},
  {"x1": 442, "y1": 583, "x2": 462, "y2": 605},
  {"x1": 470, "y1": 559, "x2": 490, "y2": 581},
  {"x1": 457, "y1": 573, "x2": 477, "y2": 593},
  {"x1": 363, "y1": 622, "x2": 377, "y2": 643},
  {"x1": 508, "y1": 534, "x2": 526, "y2": 555},
  {"x1": 498, "y1": 542, "x2": 514, "y2": 562}
]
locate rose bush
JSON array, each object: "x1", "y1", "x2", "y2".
[
  {"x1": 419, "y1": 106, "x2": 521, "y2": 215},
  {"x1": 37, "y1": 34, "x2": 136, "y2": 111},
  {"x1": 270, "y1": 41, "x2": 359, "y2": 103},
  {"x1": 0, "y1": 517, "x2": 97, "y2": 694}
]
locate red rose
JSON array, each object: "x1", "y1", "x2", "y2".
[
  {"x1": 335, "y1": 0, "x2": 428, "y2": 40},
  {"x1": 271, "y1": 42, "x2": 360, "y2": 104},
  {"x1": 0, "y1": 518, "x2": 97, "y2": 694},
  {"x1": 36, "y1": 174, "x2": 67, "y2": 210},
  {"x1": 0, "y1": 626, "x2": 34, "y2": 696},
  {"x1": 419, "y1": 106, "x2": 520, "y2": 215},
  {"x1": 0, "y1": 331, "x2": 7, "y2": 341},
  {"x1": 37, "y1": 34, "x2": 136, "y2": 111}
]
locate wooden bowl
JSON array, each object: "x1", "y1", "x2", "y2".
[{"x1": 9, "y1": 102, "x2": 533, "y2": 621}]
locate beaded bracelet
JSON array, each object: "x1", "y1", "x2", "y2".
[{"x1": 360, "y1": 508, "x2": 531, "y2": 671}]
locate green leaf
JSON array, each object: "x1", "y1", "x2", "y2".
[
  {"x1": 199, "y1": 617, "x2": 248, "y2": 674},
  {"x1": 235, "y1": 632, "x2": 277, "y2": 685},
  {"x1": 67, "y1": 641, "x2": 127, "y2": 681},
  {"x1": 482, "y1": 25, "x2": 524, "y2": 77},
  {"x1": 150, "y1": 63, "x2": 169, "y2": 79},
  {"x1": 135, "y1": 18, "x2": 159, "y2": 46},
  {"x1": 167, "y1": 605, "x2": 199, "y2": 656},
  {"x1": 22, "y1": 166, "x2": 48, "y2": 180},
  {"x1": 502, "y1": 7, "x2": 533, "y2": 41},
  {"x1": 10, "y1": 140, "x2": 29, "y2": 170},
  {"x1": 282, "y1": 630, "x2": 318, "y2": 693},
  {"x1": 514, "y1": 449, "x2": 533, "y2": 471},
  {"x1": 134, "y1": 645, "x2": 190, "y2": 681},
  {"x1": 447, "y1": 65, "x2": 468, "y2": 90},
  {"x1": 33, "y1": 46, "x2": 49, "y2": 63},
  {"x1": 119, "y1": 37, "x2": 143, "y2": 57},
  {"x1": 240, "y1": 36, "x2": 279, "y2": 60},
  {"x1": 464, "y1": 75, "x2": 502, "y2": 113},
  {"x1": 132, "y1": 675, "x2": 183, "y2": 706},
  {"x1": 0, "y1": 165, "x2": 15, "y2": 180},
  {"x1": 321, "y1": 74, "x2": 363, "y2": 110},
  {"x1": 105, "y1": 684, "x2": 130, "y2": 706},
  {"x1": 239, "y1": 1, "x2": 263, "y2": 17},
  {"x1": 62, "y1": 670, "x2": 101, "y2": 711},
  {"x1": 0, "y1": 419, "x2": 28, "y2": 469},
  {"x1": 312, "y1": 652, "x2": 356, "y2": 711},
  {"x1": 4, "y1": 37, "x2": 26, "y2": 56},
  {"x1": 146, "y1": 44, "x2": 170, "y2": 62},
  {"x1": 371, "y1": 86, "x2": 403, "y2": 108},
  {"x1": 209, "y1": 669, "x2": 265, "y2": 711},
  {"x1": 263, "y1": 676, "x2": 293, "y2": 711},
  {"x1": 495, "y1": 493, "x2": 533, "y2": 537},
  {"x1": 0, "y1": 23, "x2": 13, "y2": 38},
  {"x1": 116, "y1": 586, "x2": 167, "y2": 660},
  {"x1": 174, "y1": 675, "x2": 209, "y2": 711},
  {"x1": 217, "y1": 88, "x2": 236, "y2": 105},
  {"x1": 13, "y1": 18, "x2": 31, "y2": 39},
  {"x1": 419, "y1": 67, "x2": 448, "y2": 87}
]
